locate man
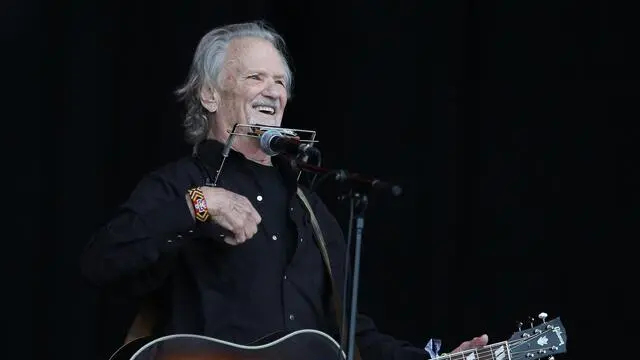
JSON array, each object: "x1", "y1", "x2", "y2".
[{"x1": 80, "y1": 21, "x2": 488, "y2": 360}]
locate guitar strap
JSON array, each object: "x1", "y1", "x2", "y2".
[
  {"x1": 295, "y1": 187, "x2": 361, "y2": 360},
  {"x1": 124, "y1": 186, "x2": 361, "y2": 360}
]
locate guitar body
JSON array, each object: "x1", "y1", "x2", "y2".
[
  {"x1": 109, "y1": 316, "x2": 569, "y2": 360},
  {"x1": 109, "y1": 329, "x2": 346, "y2": 360}
]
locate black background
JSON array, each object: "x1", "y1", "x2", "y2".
[{"x1": 2, "y1": 1, "x2": 633, "y2": 359}]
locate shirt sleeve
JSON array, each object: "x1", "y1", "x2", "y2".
[
  {"x1": 354, "y1": 314, "x2": 429, "y2": 360},
  {"x1": 79, "y1": 162, "x2": 200, "y2": 299}
]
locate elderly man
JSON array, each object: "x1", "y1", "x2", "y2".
[{"x1": 80, "y1": 21, "x2": 488, "y2": 360}]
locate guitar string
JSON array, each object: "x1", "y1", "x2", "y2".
[
  {"x1": 436, "y1": 341, "x2": 560, "y2": 360},
  {"x1": 436, "y1": 323, "x2": 564, "y2": 360},
  {"x1": 437, "y1": 344, "x2": 497, "y2": 360},
  {"x1": 120, "y1": 334, "x2": 562, "y2": 360}
]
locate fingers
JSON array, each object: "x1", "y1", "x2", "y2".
[
  {"x1": 465, "y1": 334, "x2": 488, "y2": 349},
  {"x1": 228, "y1": 200, "x2": 259, "y2": 242},
  {"x1": 205, "y1": 207, "x2": 251, "y2": 245},
  {"x1": 204, "y1": 188, "x2": 262, "y2": 245},
  {"x1": 243, "y1": 220, "x2": 259, "y2": 240},
  {"x1": 222, "y1": 236, "x2": 239, "y2": 245},
  {"x1": 451, "y1": 334, "x2": 489, "y2": 353},
  {"x1": 451, "y1": 341, "x2": 470, "y2": 353},
  {"x1": 225, "y1": 222, "x2": 256, "y2": 245},
  {"x1": 473, "y1": 334, "x2": 488, "y2": 346},
  {"x1": 235, "y1": 194, "x2": 262, "y2": 224}
]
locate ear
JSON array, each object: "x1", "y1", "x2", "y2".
[{"x1": 199, "y1": 85, "x2": 219, "y2": 113}]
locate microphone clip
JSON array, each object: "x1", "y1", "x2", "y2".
[{"x1": 223, "y1": 123, "x2": 319, "y2": 157}]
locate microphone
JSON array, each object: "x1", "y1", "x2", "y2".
[
  {"x1": 259, "y1": 129, "x2": 319, "y2": 157},
  {"x1": 335, "y1": 169, "x2": 403, "y2": 196}
]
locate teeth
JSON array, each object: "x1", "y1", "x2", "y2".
[{"x1": 255, "y1": 105, "x2": 275, "y2": 115}]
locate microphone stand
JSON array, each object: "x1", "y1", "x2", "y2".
[
  {"x1": 291, "y1": 158, "x2": 401, "y2": 360},
  {"x1": 345, "y1": 189, "x2": 367, "y2": 360},
  {"x1": 294, "y1": 160, "x2": 403, "y2": 197}
]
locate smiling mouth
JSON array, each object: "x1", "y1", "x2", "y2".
[{"x1": 253, "y1": 105, "x2": 276, "y2": 115}]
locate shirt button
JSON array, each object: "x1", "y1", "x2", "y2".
[
  {"x1": 290, "y1": 207, "x2": 293, "y2": 212},
  {"x1": 283, "y1": 275, "x2": 287, "y2": 280},
  {"x1": 289, "y1": 314, "x2": 295, "y2": 320},
  {"x1": 272, "y1": 235, "x2": 278, "y2": 240},
  {"x1": 257, "y1": 195, "x2": 263, "y2": 201},
  {"x1": 299, "y1": 237, "x2": 303, "y2": 242}
]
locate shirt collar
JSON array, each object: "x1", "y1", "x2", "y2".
[{"x1": 194, "y1": 139, "x2": 300, "y2": 191}]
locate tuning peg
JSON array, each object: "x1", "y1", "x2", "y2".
[
  {"x1": 538, "y1": 312, "x2": 548, "y2": 323},
  {"x1": 517, "y1": 321, "x2": 523, "y2": 331},
  {"x1": 548, "y1": 357, "x2": 554, "y2": 360},
  {"x1": 529, "y1": 317, "x2": 535, "y2": 328}
]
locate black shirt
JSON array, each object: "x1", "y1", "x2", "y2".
[
  {"x1": 80, "y1": 139, "x2": 427, "y2": 360},
  {"x1": 242, "y1": 158, "x2": 297, "y2": 262}
]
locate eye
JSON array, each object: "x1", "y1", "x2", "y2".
[{"x1": 247, "y1": 74, "x2": 261, "y2": 80}]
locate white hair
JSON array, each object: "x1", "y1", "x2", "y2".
[{"x1": 175, "y1": 21, "x2": 293, "y2": 144}]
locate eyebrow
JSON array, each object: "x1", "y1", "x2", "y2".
[{"x1": 247, "y1": 69, "x2": 286, "y2": 80}]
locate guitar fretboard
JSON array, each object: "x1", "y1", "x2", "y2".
[{"x1": 437, "y1": 341, "x2": 510, "y2": 360}]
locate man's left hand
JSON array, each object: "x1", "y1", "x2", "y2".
[{"x1": 451, "y1": 334, "x2": 489, "y2": 354}]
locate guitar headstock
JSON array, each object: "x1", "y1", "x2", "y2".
[{"x1": 507, "y1": 312, "x2": 567, "y2": 360}]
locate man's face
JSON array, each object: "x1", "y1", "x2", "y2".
[{"x1": 212, "y1": 37, "x2": 289, "y2": 130}]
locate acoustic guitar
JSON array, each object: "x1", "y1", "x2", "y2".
[{"x1": 109, "y1": 314, "x2": 567, "y2": 360}]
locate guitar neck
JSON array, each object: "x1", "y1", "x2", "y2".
[
  {"x1": 108, "y1": 316, "x2": 566, "y2": 360},
  {"x1": 437, "y1": 341, "x2": 510, "y2": 360}
]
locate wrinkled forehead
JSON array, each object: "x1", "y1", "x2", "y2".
[{"x1": 223, "y1": 37, "x2": 287, "y2": 76}]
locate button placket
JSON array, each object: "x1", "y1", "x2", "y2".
[{"x1": 168, "y1": 233, "x2": 187, "y2": 244}]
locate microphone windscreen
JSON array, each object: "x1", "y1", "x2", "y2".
[{"x1": 259, "y1": 129, "x2": 282, "y2": 156}]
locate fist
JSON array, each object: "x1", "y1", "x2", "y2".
[{"x1": 187, "y1": 187, "x2": 262, "y2": 245}]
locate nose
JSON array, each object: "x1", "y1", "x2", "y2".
[{"x1": 262, "y1": 80, "x2": 283, "y2": 99}]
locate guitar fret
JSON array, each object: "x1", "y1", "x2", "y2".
[
  {"x1": 439, "y1": 341, "x2": 510, "y2": 360},
  {"x1": 486, "y1": 341, "x2": 509, "y2": 360},
  {"x1": 441, "y1": 349, "x2": 478, "y2": 360}
]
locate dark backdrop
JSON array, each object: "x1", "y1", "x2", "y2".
[{"x1": 2, "y1": 1, "x2": 632, "y2": 359}]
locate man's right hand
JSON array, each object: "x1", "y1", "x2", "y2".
[{"x1": 186, "y1": 187, "x2": 262, "y2": 245}]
